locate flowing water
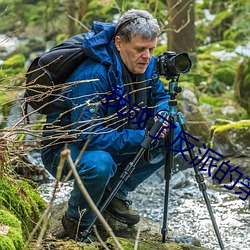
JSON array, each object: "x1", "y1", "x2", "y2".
[{"x1": 38, "y1": 167, "x2": 250, "y2": 250}]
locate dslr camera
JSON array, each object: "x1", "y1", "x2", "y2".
[{"x1": 156, "y1": 51, "x2": 192, "y2": 79}]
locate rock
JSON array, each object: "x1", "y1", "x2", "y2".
[
  {"x1": 170, "y1": 168, "x2": 194, "y2": 189},
  {"x1": 43, "y1": 201, "x2": 212, "y2": 250},
  {"x1": 221, "y1": 105, "x2": 237, "y2": 116},
  {"x1": 199, "y1": 103, "x2": 213, "y2": 117},
  {"x1": 179, "y1": 100, "x2": 211, "y2": 145},
  {"x1": 181, "y1": 89, "x2": 199, "y2": 105},
  {"x1": 212, "y1": 157, "x2": 250, "y2": 183},
  {"x1": 210, "y1": 120, "x2": 250, "y2": 157}
]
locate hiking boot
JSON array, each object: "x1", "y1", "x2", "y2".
[
  {"x1": 61, "y1": 213, "x2": 97, "y2": 243},
  {"x1": 105, "y1": 196, "x2": 140, "y2": 225}
]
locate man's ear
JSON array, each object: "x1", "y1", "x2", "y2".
[{"x1": 115, "y1": 36, "x2": 122, "y2": 51}]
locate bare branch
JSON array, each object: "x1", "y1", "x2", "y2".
[{"x1": 62, "y1": 148, "x2": 124, "y2": 250}]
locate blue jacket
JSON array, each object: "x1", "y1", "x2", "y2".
[{"x1": 44, "y1": 21, "x2": 170, "y2": 156}]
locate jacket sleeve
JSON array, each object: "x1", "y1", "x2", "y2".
[{"x1": 65, "y1": 61, "x2": 146, "y2": 156}]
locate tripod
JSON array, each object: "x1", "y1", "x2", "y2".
[
  {"x1": 161, "y1": 77, "x2": 225, "y2": 249},
  {"x1": 82, "y1": 77, "x2": 225, "y2": 250}
]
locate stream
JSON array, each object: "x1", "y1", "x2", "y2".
[{"x1": 38, "y1": 167, "x2": 250, "y2": 250}]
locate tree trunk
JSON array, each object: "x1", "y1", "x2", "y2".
[
  {"x1": 78, "y1": 0, "x2": 88, "y2": 20},
  {"x1": 67, "y1": 0, "x2": 77, "y2": 36},
  {"x1": 167, "y1": 0, "x2": 196, "y2": 62}
]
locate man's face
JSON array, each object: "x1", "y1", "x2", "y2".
[{"x1": 115, "y1": 35, "x2": 157, "y2": 74}]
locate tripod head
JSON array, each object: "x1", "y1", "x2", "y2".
[{"x1": 168, "y1": 76, "x2": 182, "y2": 100}]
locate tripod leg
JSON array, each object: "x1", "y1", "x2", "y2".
[
  {"x1": 177, "y1": 112, "x2": 225, "y2": 250},
  {"x1": 162, "y1": 115, "x2": 175, "y2": 243}
]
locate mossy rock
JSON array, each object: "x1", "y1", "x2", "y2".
[
  {"x1": 209, "y1": 120, "x2": 250, "y2": 157},
  {"x1": 0, "y1": 174, "x2": 47, "y2": 239},
  {"x1": 0, "y1": 209, "x2": 24, "y2": 250}
]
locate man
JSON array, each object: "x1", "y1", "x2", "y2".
[{"x1": 41, "y1": 9, "x2": 182, "y2": 241}]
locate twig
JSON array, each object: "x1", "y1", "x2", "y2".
[
  {"x1": 93, "y1": 225, "x2": 110, "y2": 250},
  {"x1": 68, "y1": 14, "x2": 89, "y2": 31},
  {"x1": 134, "y1": 220, "x2": 142, "y2": 250},
  {"x1": 61, "y1": 148, "x2": 124, "y2": 250}
]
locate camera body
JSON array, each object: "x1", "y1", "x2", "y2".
[{"x1": 156, "y1": 51, "x2": 192, "y2": 79}]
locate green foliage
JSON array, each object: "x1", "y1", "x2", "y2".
[
  {"x1": 1, "y1": 54, "x2": 25, "y2": 69},
  {"x1": 192, "y1": 40, "x2": 241, "y2": 95},
  {"x1": 154, "y1": 44, "x2": 167, "y2": 57},
  {"x1": 199, "y1": 91, "x2": 248, "y2": 121},
  {"x1": 199, "y1": 95, "x2": 224, "y2": 107},
  {"x1": 234, "y1": 57, "x2": 250, "y2": 116},
  {"x1": 0, "y1": 54, "x2": 26, "y2": 85},
  {"x1": 213, "y1": 67, "x2": 235, "y2": 86},
  {"x1": 196, "y1": 0, "x2": 250, "y2": 47},
  {"x1": 208, "y1": 10, "x2": 234, "y2": 42}
]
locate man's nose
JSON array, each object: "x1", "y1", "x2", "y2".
[{"x1": 142, "y1": 49, "x2": 151, "y2": 59}]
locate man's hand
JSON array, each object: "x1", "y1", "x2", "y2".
[{"x1": 154, "y1": 112, "x2": 170, "y2": 139}]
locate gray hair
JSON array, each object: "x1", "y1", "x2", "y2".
[{"x1": 115, "y1": 9, "x2": 160, "y2": 43}]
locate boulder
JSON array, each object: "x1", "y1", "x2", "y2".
[
  {"x1": 177, "y1": 83, "x2": 211, "y2": 145},
  {"x1": 210, "y1": 120, "x2": 250, "y2": 157},
  {"x1": 41, "y1": 201, "x2": 212, "y2": 250}
]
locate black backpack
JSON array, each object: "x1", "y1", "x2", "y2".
[{"x1": 24, "y1": 34, "x2": 87, "y2": 115}]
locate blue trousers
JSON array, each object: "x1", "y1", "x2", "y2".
[{"x1": 41, "y1": 125, "x2": 183, "y2": 226}]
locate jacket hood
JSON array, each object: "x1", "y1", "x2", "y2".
[{"x1": 82, "y1": 21, "x2": 116, "y2": 65}]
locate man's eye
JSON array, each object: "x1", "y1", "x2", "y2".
[{"x1": 136, "y1": 48, "x2": 144, "y2": 52}]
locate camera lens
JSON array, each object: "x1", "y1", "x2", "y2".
[{"x1": 174, "y1": 53, "x2": 192, "y2": 73}]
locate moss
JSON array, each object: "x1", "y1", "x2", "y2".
[
  {"x1": 213, "y1": 120, "x2": 250, "y2": 133},
  {"x1": 0, "y1": 209, "x2": 24, "y2": 249},
  {"x1": 0, "y1": 174, "x2": 47, "y2": 239},
  {"x1": 7, "y1": 228, "x2": 24, "y2": 249},
  {"x1": 0, "y1": 54, "x2": 26, "y2": 86},
  {"x1": 0, "y1": 235, "x2": 16, "y2": 250},
  {"x1": 0, "y1": 209, "x2": 21, "y2": 229}
]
